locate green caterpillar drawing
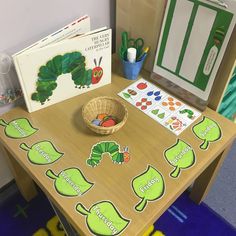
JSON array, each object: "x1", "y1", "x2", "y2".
[
  {"x1": 87, "y1": 141, "x2": 130, "y2": 167},
  {"x1": 31, "y1": 52, "x2": 103, "y2": 104},
  {"x1": 179, "y1": 109, "x2": 195, "y2": 119}
]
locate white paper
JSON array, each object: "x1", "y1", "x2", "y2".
[
  {"x1": 162, "y1": 1, "x2": 194, "y2": 72},
  {"x1": 179, "y1": 6, "x2": 217, "y2": 82}
]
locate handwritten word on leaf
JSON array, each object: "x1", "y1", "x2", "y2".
[
  {"x1": 132, "y1": 165, "x2": 165, "y2": 212},
  {"x1": 164, "y1": 139, "x2": 195, "y2": 178},
  {"x1": 46, "y1": 168, "x2": 93, "y2": 197},
  {"x1": 192, "y1": 116, "x2": 222, "y2": 150},
  {"x1": 76, "y1": 201, "x2": 130, "y2": 235},
  {"x1": 20, "y1": 141, "x2": 63, "y2": 165},
  {"x1": 0, "y1": 118, "x2": 38, "y2": 138}
]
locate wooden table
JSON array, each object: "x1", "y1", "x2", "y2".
[{"x1": 0, "y1": 67, "x2": 235, "y2": 236}]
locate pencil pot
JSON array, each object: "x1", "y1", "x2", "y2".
[{"x1": 122, "y1": 54, "x2": 147, "y2": 80}]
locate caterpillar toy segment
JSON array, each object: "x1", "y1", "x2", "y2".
[
  {"x1": 87, "y1": 141, "x2": 130, "y2": 167},
  {"x1": 31, "y1": 52, "x2": 103, "y2": 104}
]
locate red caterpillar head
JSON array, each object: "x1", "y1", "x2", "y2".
[
  {"x1": 123, "y1": 146, "x2": 130, "y2": 163},
  {"x1": 92, "y1": 57, "x2": 103, "y2": 84}
]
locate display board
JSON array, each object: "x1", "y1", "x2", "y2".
[{"x1": 153, "y1": 0, "x2": 236, "y2": 102}]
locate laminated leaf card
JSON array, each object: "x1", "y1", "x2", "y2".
[{"x1": 13, "y1": 16, "x2": 112, "y2": 112}]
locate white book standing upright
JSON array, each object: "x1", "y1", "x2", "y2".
[{"x1": 13, "y1": 15, "x2": 112, "y2": 113}]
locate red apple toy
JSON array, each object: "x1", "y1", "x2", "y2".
[{"x1": 101, "y1": 118, "x2": 117, "y2": 127}]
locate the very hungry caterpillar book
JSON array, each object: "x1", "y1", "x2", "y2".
[{"x1": 13, "y1": 18, "x2": 111, "y2": 112}]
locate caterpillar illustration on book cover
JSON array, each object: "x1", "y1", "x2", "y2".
[{"x1": 31, "y1": 52, "x2": 103, "y2": 105}]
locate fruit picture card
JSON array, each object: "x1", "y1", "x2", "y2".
[
  {"x1": 118, "y1": 78, "x2": 201, "y2": 136},
  {"x1": 13, "y1": 17, "x2": 112, "y2": 112},
  {"x1": 153, "y1": 0, "x2": 236, "y2": 102}
]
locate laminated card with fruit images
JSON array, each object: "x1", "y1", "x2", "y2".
[
  {"x1": 118, "y1": 78, "x2": 201, "y2": 135},
  {"x1": 13, "y1": 17, "x2": 112, "y2": 112}
]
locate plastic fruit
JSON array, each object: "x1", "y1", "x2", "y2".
[
  {"x1": 92, "y1": 119, "x2": 101, "y2": 126},
  {"x1": 101, "y1": 118, "x2": 116, "y2": 127},
  {"x1": 97, "y1": 113, "x2": 107, "y2": 120}
]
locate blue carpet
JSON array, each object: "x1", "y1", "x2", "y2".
[
  {"x1": 0, "y1": 187, "x2": 235, "y2": 236},
  {"x1": 0, "y1": 188, "x2": 57, "y2": 236},
  {"x1": 154, "y1": 193, "x2": 236, "y2": 236}
]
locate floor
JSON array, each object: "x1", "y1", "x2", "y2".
[
  {"x1": 1, "y1": 184, "x2": 235, "y2": 236},
  {"x1": 204, "y1": 140, "x2": 236, "y2": 227}
]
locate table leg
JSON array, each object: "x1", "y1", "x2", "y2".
[
  {"x1": 49, "y1": 199, "x2": 80, "y2": 236},
  {"x1": 1, "y1": 146, "x2": 38, "y2": 201},
  {"x1": 189, "y1": 142, "x2": 233, "y2": 204}
]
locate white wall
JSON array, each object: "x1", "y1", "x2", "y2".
[
  {"x1": 0, "y1": 0, "x2": 115, "y2": 54},
  {"x1": 0, "y1": 0, "x2": 115, "y2": 188}
]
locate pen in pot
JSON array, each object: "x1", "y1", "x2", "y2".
[{"x1": 137, "y1": 47, "x2": 149, "y2": 61}]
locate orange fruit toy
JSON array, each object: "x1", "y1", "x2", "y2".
[{"x1": 97, "y1": 113, "x2": 108, "y2": 120}]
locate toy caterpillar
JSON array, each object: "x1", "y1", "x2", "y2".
[
  {"x1": 31, "y1": 52, "x2": 103, "y2": 104},
  {"x1": 87, "y1": 141, "x2": 130, "y2": 167}
]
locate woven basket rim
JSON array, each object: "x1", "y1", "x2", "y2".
[{"x1": 82, "y1": 96, "x2": 128, "y2": 130}]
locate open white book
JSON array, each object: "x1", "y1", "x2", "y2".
[{"x1": 13, "y1": 15, "x2": 112, "y2": 112}]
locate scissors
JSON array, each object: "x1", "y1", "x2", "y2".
[
  {"x1": 119, "y1": 31, "x2": 145, "y2": 60},
  {"x1": 119, "y1": 31, "x2": 129, "y2": 60},
  {"x1": 127, "y1": 37, "x2": 144, "y2": 58}
]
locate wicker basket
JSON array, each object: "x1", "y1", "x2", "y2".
[{"x1": 82, "y1": 96, "x2": 128, "y2": 135}]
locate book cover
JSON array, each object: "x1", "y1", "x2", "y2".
[{"x1": 13, "y1": 20, "x2": 112, "y2": 112}]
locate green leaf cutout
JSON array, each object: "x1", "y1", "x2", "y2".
[
  {"x1": 192, "y1": 116, "x2": 222, "y2": 150},
  {"x1": 76, "y1": 201, "x2": 130, "y2": 235},
  {"x1": 46, "y1": 168, "x2": 93, "y2": 197},
  {"x1": 132, "y1": 165, "x2": 165, "y2": 212},
  {"x1": 0, "y1": 118, "x2": 38, "y2": 139},
  {"x1": 20, "y1": 141, "x2": 63, "y2": 165},
  {"x1": 164, "y1": 139, "x2": 195, "y2": 178}
]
